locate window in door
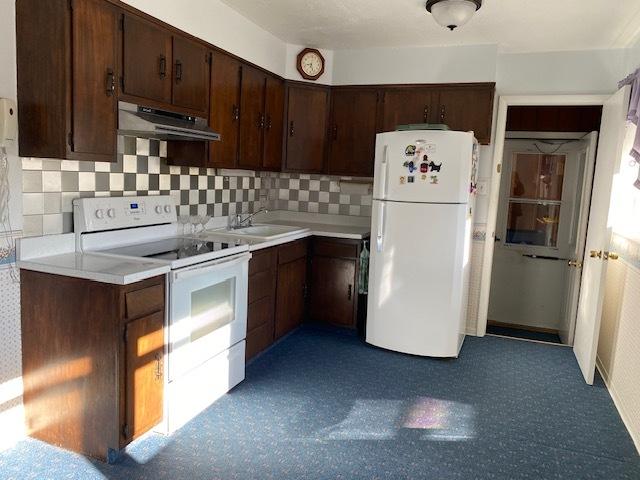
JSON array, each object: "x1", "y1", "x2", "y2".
[{"x1": 505, "y1": 153, "x2": 566, "y2": 248}]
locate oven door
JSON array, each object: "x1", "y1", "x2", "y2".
[{"x1": 168, "y1": 252, "x2": 250, "y2": 381}]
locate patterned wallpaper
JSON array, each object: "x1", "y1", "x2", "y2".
[{"x1": 20, "y1": 137, "x2": 375, "y2": 237}]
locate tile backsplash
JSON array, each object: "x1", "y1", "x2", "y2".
[{"x1": 21, "y1": 136, "x2": 373, "y2": 237}]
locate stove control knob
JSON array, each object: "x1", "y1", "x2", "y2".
[
  {"x1": 95, "y1": 209, "x2": 104, "y2": 219},
  {"x1": 107, "y1": 208, "x2": 116, "y2": 219},
  {"x1": 164, "y1": 205, "x2": 172, "y2": 214},
  {"x1": 155, "y1": 205, "x2": 163, "y2": 214}
]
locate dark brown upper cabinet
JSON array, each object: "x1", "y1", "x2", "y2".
[
  {"x1": 172, "y1": 36, "x2": 210, "y2": 114},
  {"x1": 284, "y1": 83, "x2": 330, "y2": 173},
  {"x1": 16, "y1": 0, "x2": 119, "y2": 162},
  {"x1": 263, "y1": 76, "x2": 285, "y2": 172},
  {"x1": 209, "y1": 52, "x2": 242, "y2": 168},
  {"x1": 238, "y1": 66, "x2": 266, "y2": 170},
  {"x1": 328, "y1": 88, "x2": 379, "y2": 177},
  {"x1": 122, "y1": 15, "x2": 173, "y2": 106},
  {"x1": 380, "y1": 88, "x2": 437, "y2": 133},
  {"x1": 122, "y1": 15, "x2": 210, "y2": 116},
  {"x1": 435, "y1": 85, "x2": 494, "y2": 145}
]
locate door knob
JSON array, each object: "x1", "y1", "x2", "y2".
[
  {"x1": 604, "y1": 251, "x2": 619, "y2": 261},
  {"x1": 568, "y1": 260, "x2": 583, "y2": 268},
  {"x1": 589, "y1": 250, "x2": 602, "y2": 259}
]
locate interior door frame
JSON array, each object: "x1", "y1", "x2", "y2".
[{"x1": 477, "y1": 95, "x2": 610, "y2": 337}]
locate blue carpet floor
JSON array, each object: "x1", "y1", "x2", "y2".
[{"x1": 1, "y1": 326, "x2": 639, "y2": 480}]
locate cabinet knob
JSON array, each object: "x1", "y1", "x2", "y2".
[
  {"x1": 175, "y1": 60, "x2": 183, "y2": 83},
  {"x1": 105, "y1": 68, "x2": 116, "y2": 97},
  {"x1": 232, "y1": 105, "x2": 239, "y2": 121},
  {"x1": 289, "y1": 121, "x2": 295, "y2": 137},
  {"x1": 590, "y1": 250, "x2": 602, "y2": 259},
  {"x1": 423, "y1": 106, "x2": 429, "y2": 123},
  {"x1": 265, "y1": 114, "x2": 272, "y2": 131},
  {"x1": 347, "y1": 284, "x2": 352, "y2": 300},
  {"x1": 159, "y1": 55, "x2": 167, "y2": 79},
  {"x1": 440, "y1": 105, "x2": 446, "y2": 123}
]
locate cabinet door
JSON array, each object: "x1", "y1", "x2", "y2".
[
  {"x1": 71, "y1": 0, "x2": 118, "y2": 161},
  {"x1": 238, "y1": 66, "x2": 266, "y2": 170},
  {"x1": 263, "y1": 76, "x2": 284, "y2": 171},
  {"x1": 275, "y1": 257, "x2": 307, "y2": 339},
  {"x1": 284, "y1": 84, "x2": 329, "y2": 173},
  {"x1": 172, "y1": 36, "x2": 209, "y2": 114},
  {"x1": 309, "y1": 256, "x2": 356, "y2": 327},
  {"x1": 380, "y1": 89, "x2": 436, "y2": 132},
  {"x1": 436, "y1": 86, "x2": 494, "y2": 144},
  {"x1": 328, "y1": 88, "x2": 379, "y2": 176},
  {"x1": 210, "y1": 53, "x2": 242, "y2": 168},
  {"x1": 124, "y1": 311, "x2": 164, "y2": 443},
  {"x1": 123, "y1": 15, "x2": 173, "y2": 105}
]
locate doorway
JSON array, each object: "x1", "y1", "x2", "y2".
[
  {"x1": 477, "y1": 90, "x2": 632, "y2": 384},
  {"x1": 487, "y1": 131, "x2": 598, "y2": 345}
]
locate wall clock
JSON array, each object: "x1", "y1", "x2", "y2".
[{"x1": 296, "y1": 48, "x2": 325, "y2": 81}]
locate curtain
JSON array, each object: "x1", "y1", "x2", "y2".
[{"x1": 618, "y1": 68, "x2": 640, "y2": 189}]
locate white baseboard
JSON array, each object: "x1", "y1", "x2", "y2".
[{"x1": 596, "y1": 357, "x2": 640, "y2": 455}]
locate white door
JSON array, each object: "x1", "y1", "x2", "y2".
[
  {"x1": 373, "y1": 130, "x2": 474, "y2": 203},
  {"x1": 560, "y1": 131, "x2": 599, "y2": 345},
  {"x1": 367, "y1": 200, "x2": 471, "y2": 357},
  {"x1": 573, "y1": 86, "x2": 631, "y2": 384}
]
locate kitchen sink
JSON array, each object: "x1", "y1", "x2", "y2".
[{"x1": 209, "y1": 224, "x2": 309, "y2": 242}]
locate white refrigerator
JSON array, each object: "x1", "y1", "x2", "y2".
[{"x1": 366, "y1": 130, "x2": 477, "y2": 357}]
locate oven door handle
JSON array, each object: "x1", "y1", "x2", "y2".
[{"x1": 171, "y1": 253, "x2": 251, "y2": 282}]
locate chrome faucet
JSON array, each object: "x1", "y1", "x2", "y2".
[{"x1": 228, "y1": 207, "x2": 268, "y2": 229}]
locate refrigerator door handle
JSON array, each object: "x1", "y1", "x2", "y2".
[
  {"x1": 376, "y1": 202, "x2": 386, "y2": 252},
  {"x1": 378, "y1": 145, "x2": 389, "y2": 199}
]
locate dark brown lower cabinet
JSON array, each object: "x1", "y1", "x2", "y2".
[
  {"x1": 308, "y1": 238, "x2": 362, "y2": 329},
  {"x1": 246, "y1": 247, "x2": 277, "y2": 360},
  {"x1": 20, "y1": 271, "x2": 165, "y2": 462},
  {"x1": 275, "y1": 240, "x2": 309, "y2": 339}
]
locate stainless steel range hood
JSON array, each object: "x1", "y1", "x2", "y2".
[{"x1": 118, "y1": 101, "x2": 220, "y2": 141}]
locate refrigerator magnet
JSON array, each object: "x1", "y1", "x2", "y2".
[
  {"x1": 430, "y1": 176, "x2": 439, "y2": 184},
  {"x1": 400, "y1": 176, "x2": 406, "y2": 184},
  {"x1": 408, "y1": 176, "x2": 415, "y2": 183},
  {"x1": 420, "y1": 162, "x2": 429, "y2": 173},
  {"x1": 429, "y1": 161, "x2": 442, "y2": 172},
  {"x1": 405, "y1": 145, "x2": 416, "y2": 156},
  {"x1": 421, "y1": 174, "x2": 427, "y2": 181}
]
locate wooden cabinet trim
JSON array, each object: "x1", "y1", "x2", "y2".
[{"x1": 278, "y1": 239, "x2": 309, "y2": 265}]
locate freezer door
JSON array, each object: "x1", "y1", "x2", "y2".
[
  {"x1": 373, "y1": 130, "x2": 474, "y2": 204},
  {"x1": 367, "y1": 200, "x2": 471, "y2": 357}
]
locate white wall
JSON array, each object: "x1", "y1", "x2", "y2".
[
  {"x1": 496, "y1": 49, "x2": 628, "y2": 95},
  {"x1": 332, "y1": 44, "x2": 498, "y2": 85},
  {"x1": 121, "y1": 0, "x2": 288, "y2": 76}
]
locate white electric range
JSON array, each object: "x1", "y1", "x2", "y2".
[{"x1": 74, "y1": 195, "x2": 251, "y2": 433}]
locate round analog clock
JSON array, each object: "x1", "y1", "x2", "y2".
[{"x1": 297, "y1": 48, "x2": 325, "y2": 81}]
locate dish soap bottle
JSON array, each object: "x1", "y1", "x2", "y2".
[{"x1": 358, "y1": 240, "x2": 369, "y2": 295}]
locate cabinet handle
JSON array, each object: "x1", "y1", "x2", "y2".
[
  {"x1": 289, "y1": 121, "x2": 295, "y2": 137},
  {"x1": 175, "y1": 60, "x2": 183, "y2": 83},
  {"x1": 423, "y1": 106, "x2": 429, "y2": 123},
  {"x1": 440, "y1": 105, "x2": 446, "y2": 123},
  {"x1": 348, "y1": 284, "x2": 352, "y2": 300},
  {"x1": 265, "y1": 114, "x2": 272, "y2": 131},
  {"x1": 333, "y1": 125, "x2": 338, "y2": 140},
  {"x1": 258, "y1": 113, "x2": 265, "y2": 130},
  {"x1": 159, "y1": 55, "x2": 167, "y2": 79},
  {"x1": 154, "y1": 352, "x2": 163, "y2": 381},
  {"x1": 232, "y1": 105, "x2": 239, "y2": 121},
  {"x1": 105, "y1": 68, "x2": 116, "y2": 97}
]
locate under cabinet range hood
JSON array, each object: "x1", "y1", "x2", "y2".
[{"x1": 118, "y1": 101, "x2": 220, "y2": 142}]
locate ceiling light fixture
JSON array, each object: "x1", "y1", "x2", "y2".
[{"x1": 425, "y1": 0, "x2": 482, "y2": 31}]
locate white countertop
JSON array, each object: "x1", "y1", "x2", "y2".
[
  {"x1": 17, "y1": 211, "x2": 372, "y2": 285},
  {"x1": 18, "y1": 252, "x2": 170, "y2": 285}
]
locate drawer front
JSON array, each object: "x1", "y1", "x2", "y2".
[
  {"x1": 125, "y1": 284, "x2": 164, "y2": 319},
  {"x1": 247, "y1": 295, "x2": 274, "y2": 333},
  {"x1": 313, "y1": 238, "x2": 358, "y2": 259},
  {"x1": 246, "y1": 321, "x2": 274, "y2": 361},
  {"x1": 248, "y1": 269, "x2": 276, "y2": 304},
  {"x1": 249, "y1": 247, "x2": 277, "y2": 276},
  {"x1": 278, "y1": 239, "x2": 308, "y2": 265}
]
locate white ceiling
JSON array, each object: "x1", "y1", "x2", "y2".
[{"x1": 219, "y1": 0, "x2": 640, "y2": 53}]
